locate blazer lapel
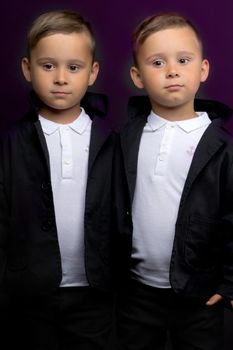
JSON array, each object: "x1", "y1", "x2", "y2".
[
  {"x1": 121, "y1": 116, "x2": 146, "y2": 203},
  {"x1": 178, "y1": 122, "x2": 224, "y2": 212},
  {"x1": 88, "y1": 117, "x2": 112, "y2": 174},
  {"x1": 34, "y1": 120, "x2": 51, "y2": 173}
]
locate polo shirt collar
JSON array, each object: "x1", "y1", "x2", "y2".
[
  {"x1": 39, "y1": 108, "x2": 91, "y2": 135},
  {"x1": 147, "y1": 111, "x2": 211, "y2": 133}
]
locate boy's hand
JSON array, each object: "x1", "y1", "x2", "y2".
[{"x1": 206, "y1": 293, "x2": 233, "y2": 308}]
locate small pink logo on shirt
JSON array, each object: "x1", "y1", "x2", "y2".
[{"x1": 186, "y1": 146, "x2": 195, "y2": 156}]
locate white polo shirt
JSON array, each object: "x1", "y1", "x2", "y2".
[
  {"x1": 39, "y1": 108, "x2": 91, "y2": 287},
  {"x1": 131, "y1": 111, "x2": 211, "y2": 288}
]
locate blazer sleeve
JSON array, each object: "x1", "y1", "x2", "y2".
[
  {"x1": 112, "y1": 133, "x2": 133, "y2": 287},
  {"x1": 217, "y1": 160, "x2": 233, "y2": 300},
  {"x1": 0, "y1": 138, "x2": 9, "y2": 308}
]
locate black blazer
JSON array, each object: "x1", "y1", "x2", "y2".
[
  {"x1": 0, "y1": 92, "x2": 115, "y2": 299},
  {"x1": 114, "y1": 96, "x2": 233, "y2": 300}
]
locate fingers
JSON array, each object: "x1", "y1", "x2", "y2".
[
  {"x1": 206, "y1": 294, "x2": 233, "y2": 309},
  {"x1": 206, "y1": 294, "x2": 223, "y2": 306}
]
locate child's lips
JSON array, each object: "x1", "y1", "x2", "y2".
[
  {"x1": 165, "y1": 84, "x2": 184, "y2": 91},
  {"x1": 51, "y1": 91, "x2": 71, "y2": 95}
]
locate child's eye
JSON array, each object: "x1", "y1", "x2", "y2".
[
  {"x1": 152, "y1": 59, "x2": 165, "y2": 67},
  {"x1": 68, "y1": 65, "x2": 80, "y2": 72},
  {"x1": 179, "y1": 58, "x2": 190, "y2": 64},
  {"x1": 42, "y1": 63, "x2": 55, "y2": 71}
]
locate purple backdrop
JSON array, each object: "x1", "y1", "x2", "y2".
[
  {"x1": 1, "y1": 1, "x2": 233, "y2": 349},
  {"x1": 1, "y1": 0, "x2": 233, "y2": 130}
]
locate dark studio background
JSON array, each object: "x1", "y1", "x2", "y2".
[{"x1": 1, "y1": 0, "x2": 233, "y2": 349}]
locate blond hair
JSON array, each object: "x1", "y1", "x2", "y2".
[
  {"x1": 132, "y1": 12, "x2": 203, "y2": 65},
  {"x1": 26, "y1": 10, "x2": 96, "y2": 59}
]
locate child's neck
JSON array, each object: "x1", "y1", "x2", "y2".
[
  {"x1": 38, "y1": 106, "x2": 81, "y2": 124},
  {"x1": 152, "y1": 103, "x2": 197, "y2": 121}
]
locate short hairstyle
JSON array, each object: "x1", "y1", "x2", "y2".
[
  {"x1": 26, "y1": 10, "x2": 96, "y2": 60},
  {"x1": 132, "y1": 12, "x2": 203, "y2": 66}
]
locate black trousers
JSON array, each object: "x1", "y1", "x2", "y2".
[
  {"x1": 116, "y1": 279, "x2": 224, "y2": 350},
  {"x1": 8, "y1": 286, "x2": 114, "y2": 350}
]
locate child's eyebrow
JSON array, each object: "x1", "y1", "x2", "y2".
[
  {"x1": 36, "y1": 57, "x2": 58, "y2": 63},
  {"x1": 36, "y1": 57, "x2": 86, "y2": 64},
  {"x1": 176, "y1": 51, "x2": 196, "y2": 56},
  {"x1": 145, "y1": 51, "x2": 196, "y2": 62},
  {"x1": 145, "y1": 53, "x2": 166, "y2": 63}
]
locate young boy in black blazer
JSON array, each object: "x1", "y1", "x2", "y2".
[
  {"x1": 115, "y1": 12, "x2": 233, "y2": 350},
  {"x1": 0, "y1": 10, "x2": 115, "y2": 350}
]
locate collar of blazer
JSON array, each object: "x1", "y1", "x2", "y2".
[
  {"x1": 22, "y1": 90, "x2": 109, "y2": 123},
  {"x1": 127, "y1": 95, "x2": 232, "y2": 122}
]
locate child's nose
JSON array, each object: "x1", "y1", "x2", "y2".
[
  {"x1": 54, "y1": 68, "x2": 68, "y2": 85},
  {"x1": 166, "y1": 64, "x2": 180, "y2": 78}
]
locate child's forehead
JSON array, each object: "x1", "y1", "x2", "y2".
[
  {"x1": 38, "y1": 31, "x2": 91, "y2": 44},
  {"x1": 146, "y1": 26, "x2": 198, "y2": 42},
  {"x1": 32, "y1": 32, "x2": 92, "y2": 53},
  {"x1": 140, "y1": 26, "x2": 201, "y2": 52},
  {"x1": 29, "y1": 32, "x2": 94, "y2": 61}
]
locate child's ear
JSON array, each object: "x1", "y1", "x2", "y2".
[
  {"x1": 21, "y1": 57, "x2": 32, "y2": 82},
  {"x1": 130, "y1": 66, "x2": 144, "y2": 89},
  {"x1": 88, "y1": 61, "x2": 99, "y2": 86},
  {"x1": 200, "y1": 59, "x2": 209, "y2": 83}
]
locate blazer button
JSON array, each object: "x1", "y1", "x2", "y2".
[
  {"x1": 41, "y1": 182, "x2": 51, "y2": 191},
  {"x1": 42, "y1": 220, "x2": 53, "y2": 231}
]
